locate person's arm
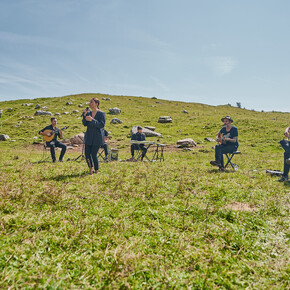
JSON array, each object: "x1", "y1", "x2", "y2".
[
  {"x1": 284, "y1": 127, "x2": 290, "y2": 138},
  {"x1": 131, "y1": 134, "x2": 137, "y2": 141},
  {"x1": 87, "y1": 111, "x2": 106, "y2": 129},
  {"x1": 39, "y1": 126, "x2": 51, "y2": 137},
  {"x1": 59, "y1": 129, "x2": 63, "y2": 139}
]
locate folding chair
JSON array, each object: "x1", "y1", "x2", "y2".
[
  {"x1": 39, "y1": 142, "x2": 51, "y2": 163},
  {"x1": 97, "y1": 147, "x2": 108, "y2": 162},
  {"x1": 224, "y1": 151, "x2": 241, "y2": 171}
]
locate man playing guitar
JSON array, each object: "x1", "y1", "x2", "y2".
[
  {"x1": 39, "y1": 117, "x2": 67, "y2": 162},
  {"x1": 210, "y1": 116, "x2": 239, "y2": 171},
  {"x1": 279, "y1": 127, "x2": 290, "y2": 182}
]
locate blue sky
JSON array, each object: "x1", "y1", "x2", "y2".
[{"x1": 0, "y1": 0, "x2": 289, "y2": 112}]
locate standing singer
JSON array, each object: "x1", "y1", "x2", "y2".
[{"x1": 82, "y1": 98, "x2": 106, "y2": 174}]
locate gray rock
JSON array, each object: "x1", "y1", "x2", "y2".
[
  {"x1": 106, "y1": 98, "x2": 111, "y2": 101},
  {"x1": 158, "y1": 116, "x2": 172, "y2": 123},
  {"x1": 34, "y1": 110, "x2": 53, "y2": 116},
  {"x1": 78, "y1": 104, "x2": 83, "y2": 107},
  {"x1": 22, "y1": 103, "x2": 33, "y2": 106},
  {"x1": 55, "y1": 113, "x2": 60, "y2": 116},
  {"x1": 33, "y1": 136, "x2": 38, "y2": 139},
  {"x1": 177, "y1": 138, "x2": 197, "y2": 148},
  {"x1": 102, "y1": 97, "x2": 106, "y2": 100},
  {"x1": 182, "y1": 110, "x2": 188, "y2": 113},
  {"x1": 66, "y1": 101, "x2": 72, "y2": 105},
  {"x1": 85, "y1": 102, "x2": 90, "y2": 105},
  {"x1": 42, "y1": 106, "x2": 48, "y2": 110},
  {"x1": 204, "y1": 137, "x2": 216, "y2": 142},
  {"x1": 144, "y1": 126, "x2": 156, "y2": 131},
  {"x1": 131, "y1": 126, "x2": 162, "y2": 137},
  {"x1": 110, "y1": 118, "x2": 123, "y2": 124},
  {"x1": 0, "y1": 134, "x2": 10, "y2": 141},
  {"x1": 7, "y1": 108, "x2": 13, "y2": 112},
  {"x1": 35, "y1": 104, "x2": 41, "y2": 109},
  {"x1": 72, "y1": 110, "x2": 79, "y2": 113},
  {"x1": 70, "y1": 133, "x2": 85, "y2": 145},
  {"x1": 62, "y1": 112, "x2": 69, "y2": 115},
  {"x1": 109, "y1": 107, "x2": 121, "y2": 115}
]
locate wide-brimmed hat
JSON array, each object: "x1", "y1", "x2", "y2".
[
  {"x1": 221, "y1": 116, "x2": 233, "y2": 123},
  {"x1": 137, "y1": 126, "x2": 142, "y2": 130}
]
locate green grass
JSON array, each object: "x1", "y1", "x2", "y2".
[{"x1": 0, "y1": 93, "x2": 289, "y2": 288}]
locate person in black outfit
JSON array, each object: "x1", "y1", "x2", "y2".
[
  {"x1": 210, "y1": 116, "x2": 239, "y2": 171},
  {"x1": 82, "y1": 98, "x2": 106, "y2": 174},
  {"x1": 39, "y1": 117, "x2": 67, "y2": 162},
  {"x1": 278, "y1": 127, "x2": 290, "y2": 182},
  {"x1": 131, "y1": 126, "x2": 147, "y2": 161}
]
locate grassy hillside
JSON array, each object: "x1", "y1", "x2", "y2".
[{"x1": 0, "y1": 93, "x2": 289, "y2": 288}]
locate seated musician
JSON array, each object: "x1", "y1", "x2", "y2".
[
  {"x1": 131, "y1": 126, "x2": 147, "y2": 161},
  {"x1": 210, "y1": 116, "x2": 238, "y2": 171},
  {"x1": 100, "y1": 129, "x2": 110, "y2": 161},
  {"x1": 39, "y1": 117, "x2": 67, "y2": 163},
  {"x1": 278, "y1": 127, "x2": 290, "y2": 182}
]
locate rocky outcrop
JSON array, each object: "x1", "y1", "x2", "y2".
[
  {"x1": 109, "y1": 107, "x2": 121, "y2": 115},
  {"x1": 158, "y1": 116, "x2": 172, "y2": 123},
  {"x1": 176, "y1": 138, "x2": 197, "y2": 148},
  {"x1": 110, "y1": 118, "x2": 123, "y2": 124},
  {"x1": 34, "y1": 110, "x2": 53, "y2": 116},
  {"x1": 0, "y1": 134, "x2": 10, "y2": 141},
  {"x1": 70, "y1": 133, "x2": 85, "y2": 145},
  {"x1": 130, "y1": 126, "x2": 162, "y2": 137}
]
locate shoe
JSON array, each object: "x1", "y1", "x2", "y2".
[
  {"x1": 278, "y1": 176, "x2": 288, "y2": 182},
  {"x1": 59, "y1": 159, "x2": 63, "y2": 162},
  {"x1": 52, "y1": 159, "x2": 56, "y2": 163},
  {"x1": 219, "y1": 167, "x2": 225, "y2": 172},
  {"x1": 104, "y1": 156, "x2": 109, "y2": 162},
  {"x1": 129, "y1": 157, "x2": 135, "y2": 161},
  {"x1": 210, "y1": 160, "x2": 221, "y2": 167},
  {"x1": 286, "y1": 158, "x2": 290, "y2": 165}
]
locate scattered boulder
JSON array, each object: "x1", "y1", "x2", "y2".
[
  {"x1": 66, "y1": 101, "x2": 72, "y2": 105},
  {"x1": 35, "y1": 104, "x2": 41, "y2": 109},
  {"x1": 70, "y1": 133, "x2": 85, "y2": 145},
  {"x1": 62, "y1": 112, "x2": 69, "y2": 115},
  {"x1": 55, "y1": 113, "x2": 60, "y2": 116},
  {"x1": 205, "y1": 137, "x2": 216, "y2": 142},
  {"x1": 78, "y1": 104, "x2": 83, "y2": 107},
  {"x1": 131, "y1": 126, "x2": 162, "y2": 137},
  {"x1": 110, "y1": 118, "x2": 123, "y2": 124},
  {"x1": 42, "y1": 106, "x2": 48, "y2": 110},
  {"x1": 22, "y1": 103, "x2": 33, "y2": 106},
  {"x1": 106, "y1": 98, "x2": 111, "y2": 101},
  {"x1": 34, "y1": 110, "x2": 53, "y2": 116},
  {"x1": 177, "y1": 138, "x2": 197, "y2": 148},
  {"x1": 109, "y1": 107, "x2": 121, "y2": 115},
  {"x1": 0, "y1": 134, "x2": 10, "y2": 141},
  {"x1": 158, "y1": 116, "x2": 172, "y2": 123},
  {"x1": 182, "y1": 110, "x2": 188, "y2": 113},
  {"x1": 72, "y1": 110, "x2": 79, "y2": 113},
  {"x1": 102, "y1": 97, "x2": 106, "y2": 100},
  {"x1": 145, "y1": 126, "x2": 155, "y2": 131}
]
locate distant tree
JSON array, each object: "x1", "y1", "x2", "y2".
[
  {"x1": 236, "y1": 102, "x2": 242, "y2": 108},
  {"x1": 227, "y1": 103, "x2": 232, "y2": 106},
  {"x1": 151, "y1": 96, "x2": 157, "y2": 99}
]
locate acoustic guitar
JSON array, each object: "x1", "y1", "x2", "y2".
[{"x1": 42, "y1": 126, "x2": 69, "y2": 142}]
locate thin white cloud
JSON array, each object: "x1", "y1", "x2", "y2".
[{"x1": 206, "y1": 56, "x2": 237, "y2": 76}]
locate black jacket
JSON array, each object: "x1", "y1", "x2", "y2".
[
  {"x1": 131, "y1": 132, "x2": 146, "y2": 147},
  {"x1": 82, "y1": 110, "x2": 106, "y2": 146}
]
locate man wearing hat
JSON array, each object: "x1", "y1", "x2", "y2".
[
  {"x1": 210, "y1": 116, "x2": 239, "y2": 171},
  {"x1": 131, "y1": 126, "x2": 147, "y2": 161},
  {"x1": 278, "y1": 127, "x2": 290, "y2": 182}
]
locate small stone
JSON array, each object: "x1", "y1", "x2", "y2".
[
  {"x1": 0, "y1": 134, "x2": 10, "y2": 141},
  {"x1": 35, "y1": 104, "x2": 41, "y2": 109},
  {"x1": 109, "y1": 107, "x2": 121, "y2": 115},
  {"x1": 62, "y1": 112, "x2": 69, "y2": 115},
  {"x1": 22, "y1": 103, "x2": 33, "y2": 106},
  {"x1": 55, "y1": 113, "x2": 60, "y2": 116},
  {"x1": 182, "y1": 110, "x2": 188, "y2": 113},
  {"x1": 33, "y1": 137, "x2": 38, "y2": 139},
  {"x1": 34, "y1": 110, "x2": 53, "y2": 116},
  {"x1": 177, "y1": 138, "x2": 197, "y2": 148},
  {"x1": 72, "y1": 110, "x2": 79, "y2": 113},
  {"x1": 66, "y1": 101, "x2": 72, "y2": 105},
  {"x1": 110, "y1": 118, "x2": 123, "y2": 124},
  {"x1": 106, "y1": 98, "x2": 111, "y2": 101},
  {"x1": 205, "y1": 137, "x2": 216, "y2": 142},
  {"x1": 158, "y1": 116, "x2": 172, "y2": 123},
  {"x1": 85, "y1": 102, "x2": 90, "y2": 105},
  {"x1": 7, "y1": 108, "x2": 13, "y2": 112},
  {"x1": 78, "y1": 104, "x2": 83, "y2": 107},
  {"x1": 18, "y1": 121, "x2": 22, "y2": 124},
  {"x1": 42, "y1": 106, "x2": 48, "y2": 110}
]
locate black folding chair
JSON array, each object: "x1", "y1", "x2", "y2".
[
  {"x1": 97, "y1": 147, "x2": 107, "y2": 162},
  {"x1": 224, "y1": 151, "x2": 241, "y2": 171}
]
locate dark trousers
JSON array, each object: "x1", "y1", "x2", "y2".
[
  {"x1": 215, "y1": 144, "x2": 237, "y2": 167},
  {"x1": 46, "y1": 140, "x2": 67, "y2": 161},
  {"x1": 101, "y1": 143, "x2": 109, "y2": 156},
  {"x1": 280, "y1": 139, "x2": 290, "y2": 178},
  {"x1": 85, "y1": 144, "x2": 100, "y2": 171},
  {"x1": 131, "y1": 144, "x2": 147, "y2": 158}
]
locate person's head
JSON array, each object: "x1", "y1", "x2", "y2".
[
  {"x1": 51, "y1": 117, "x2": 57, "y2": 126},
  {"x1": 137, "y1": 126, "x2": 142, "y2": 133},
  {"x1": 89, "y1": 98, "x2": 100, "y2": 109},
  {"x1": 221, "y1": 116, "x2": 233, "y2": 126}
]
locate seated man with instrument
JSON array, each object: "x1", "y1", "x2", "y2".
[
  {"x1": 39, "y1": 117, "x2": 67, "y2": 163},
  {"x1": 210, "y1": 116, "x2": 239, "y2": 171},
  {"x1": 278, "y1": 126, "x2": 290, "y2": 182},
  {"x1": 100, "y1": 129, "x2": 111, "y2": 161},
  {"x1": 130, "y1": 126, "x2": 147, "y2": 161}
]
